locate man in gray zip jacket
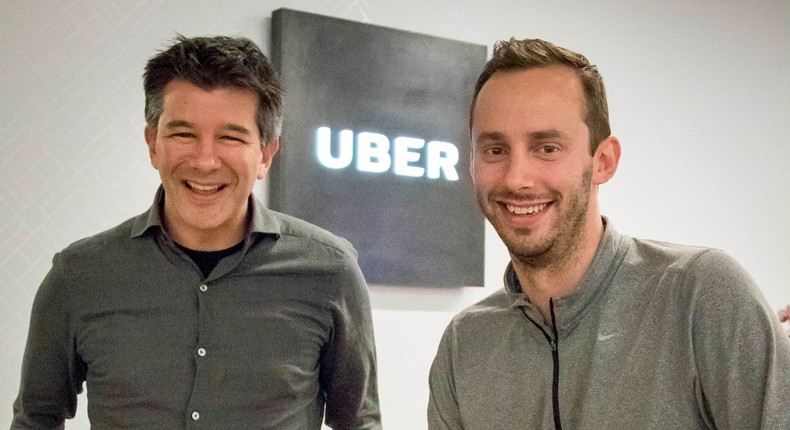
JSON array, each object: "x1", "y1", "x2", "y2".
[{"x1": 427, "y1": 37, "x2": 790, "y2": 429}]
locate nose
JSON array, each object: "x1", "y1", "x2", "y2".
[
  {"x1": 190, "y1": 138, "x2": 220, "y2": 172},
  {"x1": 503, "y1": 151, "x2": 537, "y2": 192}
]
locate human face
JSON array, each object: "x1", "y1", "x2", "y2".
[
  {"x1": 471, "y1": 66, "x2": 600, "y2": 268},
  {"x1": 145, "y1": 80, "x2": 278, "y2": 250}
]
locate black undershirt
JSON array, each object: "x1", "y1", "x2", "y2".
[{"x1": 176, "y1": 241, "x2": 245, "y2": 278}]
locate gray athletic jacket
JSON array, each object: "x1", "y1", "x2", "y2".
[{"x1": 428, "y1": 222, "x2": 790, "y2": 429}]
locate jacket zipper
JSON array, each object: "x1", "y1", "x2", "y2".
[{"x1": 522, "y1": 299, "x2": 563, "y2": 430}]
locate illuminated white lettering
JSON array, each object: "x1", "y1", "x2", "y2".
[
  {"x1": 314, "y1": 127, "x2": 459, "y2": 181},
  {"x1": 357, "y1": 132, "x2": 391, "y2": 173},
  {"x1": 426, "y1": 141, "x2": 459, "y2": 181},
  {"x1": 316, "y1": 127, "x2": 353, "y2": 169},
  {"x1": 393, "y1": 137, "x2": 425, "y2": 178}
]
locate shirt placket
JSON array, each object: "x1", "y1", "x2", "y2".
[{"x1": 186, "y1": 280, "x2": 211, "y2": 428}]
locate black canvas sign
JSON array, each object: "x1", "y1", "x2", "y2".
[{"x1": 270, "y1": 8, "x2": 485, "y2": 287}]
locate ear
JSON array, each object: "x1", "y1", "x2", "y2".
[
  {"x1": 257, "y1": 138, "x2": 281, "y2": 180},
  {"x1": 144, "y1": 127, "x2": 160, "y2": 170},
  {"x1": 592, "y1": 135, "x2": 621, "y2": 185}
]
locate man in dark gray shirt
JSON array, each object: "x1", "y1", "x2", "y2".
[{"x1": 12, "y1": 35, "x2": 381, "y2": 430}]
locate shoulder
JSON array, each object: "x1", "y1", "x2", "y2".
[
  {"x1": 622, "y1": 237, "x2": 772, "y2": 328},
  {"x1": 433, "y1": 289, "x2": 526, "y2": 380},
  {"x1": 457, "y1": 288, "x2": 512, "y2": 318},
  {"x1": 619, "y1": 236, "x2": 755, "y2": 289},
  {"x1": 253, "y1": 210, "x2": 365, "y2": 298},
  {"x1": 621, "y1": 236, "x2": 761, "y2": 301},
  {"x1": 623, "y1": 237, "x2": 715, "y2": 270},
  {"x1": 625, "y1": 237, "x2": 749, "y2": 283},
  {"x1": 265, "y1": 209, "x2": 358, "y2": 262},
  {"x1": 443, "y1": 288, "x2": 515, "y2": 340},
  {"x1": 57, "y1": 213, "x2": 148, "y2": 264},
  {"x1": 34, "y1": 213, "x2": 149, "y2": 306}
]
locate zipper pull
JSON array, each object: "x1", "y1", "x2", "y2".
[{"x1": 550, "y1": 340, "x2": 557, "y2": 351}]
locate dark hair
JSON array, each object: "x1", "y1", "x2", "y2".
[
  {"x1": 143, "y1": 35, "x2": 284, "y2": 143},
  {"x1": 471, "y1": 38, "x2": 610, "y2": 154}
]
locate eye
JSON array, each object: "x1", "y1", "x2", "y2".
[
  {"x1": 486, "y1": 146, "x2": 504, "y2": 156},
  {"x1": 536, "y1": 144, "x2": 561, "y2": 158},
  {"x1": 482, "y1": 145, "x2": 508, "y2": 157},
  {"x1": 542, "y1": 145, "x2": 558, "y2": 153},
  {"x1": 220, "y1": 135, "x2": 248, "y2": 145},
  {"x1": 476, "y1": 144, "x2": 508, "y2": 162}
]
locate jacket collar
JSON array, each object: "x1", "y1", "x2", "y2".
[{"x1": 505, "y1": 217, "x2": 629, "y2": 333}]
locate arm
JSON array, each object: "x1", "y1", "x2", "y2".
[
  {"x1": 689, "y1": 250, "x2": 790, "y2": 429},
  {"x1": 320, "y1": 262, "x2": 382, "y2": 430},
  {"x1": 427, "y1": 323, "x2": 463, "y2": 430},
  {"x1": 11, "y1": 253, "x2": 86, "y2": 430}
]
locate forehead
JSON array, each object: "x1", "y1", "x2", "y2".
[
  {"x1": 473, "y1": 66, "x2": 585, "y2": 126},
  {"x1": 159, "y1": 80, "x2": 259, "y2": 123}
]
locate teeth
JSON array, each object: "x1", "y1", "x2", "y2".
[
  {"x1": 506, "y1": 203, "x2": 547, "y2": 215},
  {"x1": 188, "y1": 182, "x2": 220, "y2": 192}
]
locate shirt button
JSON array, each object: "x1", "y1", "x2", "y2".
[
  {"x1": 199, "y1": 284, "x2": 208, "y2": 292},
  {"x1": 197, "y1": 348, "x2": 206, "y2": 357},
  {"x1": 192, "y1": 411, "x2": 200, "y2": 420}
]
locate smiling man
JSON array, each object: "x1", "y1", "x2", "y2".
[
  {"x1": 427, "y1": 38, "x2": 790, "y2": 430},
  {"x1": 12, "y1": 35, "x2": 381, "y2": 430}
]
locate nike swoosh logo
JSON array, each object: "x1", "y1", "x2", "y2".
[{"x1": 597, "y1": 333, "x2": 619, "y2": 341}]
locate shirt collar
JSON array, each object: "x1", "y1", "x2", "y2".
[{"x1": 130, "y1": 186, "x2": 282, "y2": 242}]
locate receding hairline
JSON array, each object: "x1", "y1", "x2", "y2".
[{"x1": 470, "y1": 65, "x2": 588, "y2": 129}]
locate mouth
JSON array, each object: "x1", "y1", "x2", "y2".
[
  {"x1": 186, "y1": 181, "x2": 226, "y2": 193},
  {"x1": 504, "y1": 202, "x2": 549, "y2": 215}
]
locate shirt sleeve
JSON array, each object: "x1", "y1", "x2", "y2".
[
  {"x1": 11, "y1": 252, "x2": 86, "y2": 429},
  {"x1": 427, "y1": 322, "x2": 464, "y2": 430},
  {"x1": 688, "y1": 249, "x2": 790, "y2": 429},
  {"x1": 320, "y1": 261, "x2": 382, "y2": 430}
]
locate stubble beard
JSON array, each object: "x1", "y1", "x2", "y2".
[{"x1": 478, "y1": 168, "x2": 593, "y2": 271}]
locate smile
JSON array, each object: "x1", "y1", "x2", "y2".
[
  {"x1": 186, "y1": 181, "x2": 225, "y2": 192},
  {"x1": 506, "y1": 203, "x2": 548, "y2": 215}
]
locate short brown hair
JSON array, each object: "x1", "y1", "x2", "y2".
[
  {"x1": 143, "y1": 35, "x2": 284, "y2": 143},
  {"x1": 470, "y1": 38, "x2": 610, "y2": 154}
]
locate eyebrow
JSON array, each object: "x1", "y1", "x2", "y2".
[
  {"x1": 162, "y1": 120, "x2": 252, "y2": 135},
  {"x1": 473, "y1": 131, "x2": 506, "y2": 145},
  {"x1": 474, "y1": 129, "x2": 565, "y2": 144},
  {"x1": 528, "y1": 130, "x2": 563, "y2": 140},
  {"x1": 221, "y1": 124, "x2": 253, "y2": 135},
  {"x1": 162, "y1": 120, "x2": 194, "y2": 130}
]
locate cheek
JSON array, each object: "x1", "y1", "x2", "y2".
[
  {"x1": 471, "y1": 160, "x2": 491, "y2": 182},
  {"x1": 154, "y1": 145, "x2": 191, "y2": 169},
  {"x1": 475, "y1": 165, "x2": 507, "y2": 190},
  {"x1": 150, "y1": 149, "x2": 171, "y2": 172}
]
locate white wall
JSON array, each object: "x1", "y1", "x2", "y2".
[{"x1": 2, "y1": 1, "x2": 788, "y2": 428}]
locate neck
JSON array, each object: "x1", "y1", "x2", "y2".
[
  {"x1": 512, "y1": 214, "x2": 605, "y2": 324},
  {"x1": 164, "y1": 209, "x2": 249, "y2": 252},
  {"x1": 173, "y1": 227, "x2": 246, "y2": 251}
]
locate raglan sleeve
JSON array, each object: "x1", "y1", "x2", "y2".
[
  {"x1": 320, "y1": 257, "x2": 382, "y2": 430},
  {"x1": 427, "y1": 320, "x2": 464, "y2": 430},
  {"x1": 688, "y1": 249, "x2": 790, "y2": 429},
  {"x1": 11, "y1": 252, "x2": 87, "y2": 429}
]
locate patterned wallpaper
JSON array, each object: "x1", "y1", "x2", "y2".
[
  {"x1": 2, "y1": 1, "x2": 789, "y2": 429},
  {"x1": 0, "y1": 1, "x2": 376, "y2": 427}
]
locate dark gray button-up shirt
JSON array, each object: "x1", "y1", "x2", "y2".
[{"x1": 12, "y1": 188, "x2": 381, "y2": 429}]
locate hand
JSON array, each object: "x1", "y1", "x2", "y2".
[{"x1": 780, "y1": 304, "x2": 790, "y2": 323}]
